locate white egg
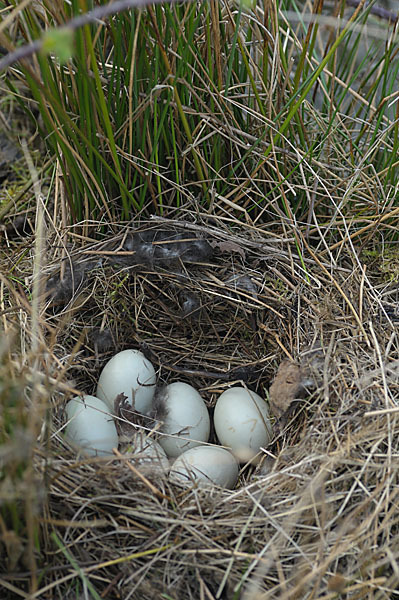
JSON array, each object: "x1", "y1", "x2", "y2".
[
  {"x1": 65, "y1": 395, "x2": 118, "y2": 457},
  {"x1": 158, "y1": 382, "x2": 210, "y2": 457},
  {"x1": 214, "y1": 387, "x2": 272, "y2": 463},
  {"x1": 125, "y1": 433, "x2": 169, "y2": 474},
  {"x1": 170, "y1": 445, "x2": 238, "y2": 489},
  {"x1": 96, "y1": 349, "x2": 156, "y2": 414}
]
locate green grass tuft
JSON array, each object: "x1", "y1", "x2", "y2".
[{"x1": 0, "y1": 0, "x2": 395, "y2": 230}]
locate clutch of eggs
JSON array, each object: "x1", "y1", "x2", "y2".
[
  {"x1": 96, "y1": 349, "x2": 156, "y2": 414},
  {"x1": 64, "y1": 342, "x2": 273, "y2": 489}
]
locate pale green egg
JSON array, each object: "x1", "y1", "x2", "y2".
[
  {"x1": 65, "y1": 395, "x2": 118, "y2": 457},
  {"x1": 96, "y1": 349, "x2": 156, "y2": 414},
  {"x1": 170, "y1": 445, "x2": 238, "y2": 489}
]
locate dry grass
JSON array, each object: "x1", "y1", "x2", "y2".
[{"x1": 2, "y1": 202, "x2": 399, "y2": 599}]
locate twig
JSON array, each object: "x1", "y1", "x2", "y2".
[
  {"x1": 112, "y1": 447, "x2": 171, "y2": 501},
  {"x1": 0, "y1": 0, "x2": 192, "y2": 72},
  {"x1": 347, "y1": 0, "x2": 398, "y2": 23}
]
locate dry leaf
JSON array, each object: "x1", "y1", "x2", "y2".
[
  {"x1": 1, "y1": 529, "x2": 24, "y2": 571},
  {"x1": 209, "y1": 239, "x2": 246, "y2": 259},
  {"x1": 269, "y1": 360, "x2": 303, "y2": 420},
  {"x1": 328, "y1": 574, "x2": 347, "y2": 592}
]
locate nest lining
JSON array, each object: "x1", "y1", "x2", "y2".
[{"x1": 2, "y1": 215, "x2": 399, "y2": 598}]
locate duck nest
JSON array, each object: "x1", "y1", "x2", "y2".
[{"x1": 2, "y1": 214, "x2": 399, "y2": 599}]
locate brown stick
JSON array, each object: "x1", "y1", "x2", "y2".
[
  {"x1": 346, "y1": 0, "x2": 397, "y2": 23},
  {"x1": 0, "y1": 0, "x2": 193, "y2": 72}
]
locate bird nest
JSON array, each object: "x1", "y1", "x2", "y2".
[{"x1": 2, "y1": 214, "x2": 399, "y2": 599}]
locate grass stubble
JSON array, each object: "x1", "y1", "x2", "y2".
[{"x1": 1, "y1": 0, "x2": 399, "y2": 598}]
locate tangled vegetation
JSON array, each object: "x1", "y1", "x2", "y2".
[{"x1": 0, "y1": 0, "x2": 399, "y2": 598}]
